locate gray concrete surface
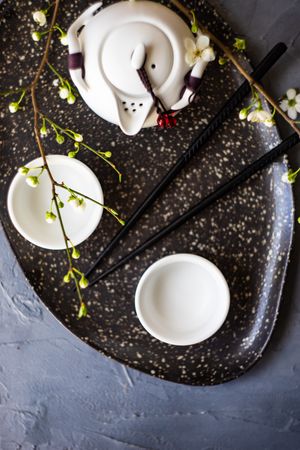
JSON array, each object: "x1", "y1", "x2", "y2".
[{"x1": 1, "y1": 0, "x2": 300, "y2": 449}]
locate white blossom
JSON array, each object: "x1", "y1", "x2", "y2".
[
  {"x1": 184, "y1": 34, "x2": 215, "y2": 67},
  {"x1": 247, "y1": 109, "x2": 274, "y2": 127},
  {"x1": 32, "y1": 10, "x2": 47, "y2": 26},
  {"x1": 280, "y1": 88, "x2": 300, "y2": 120}
]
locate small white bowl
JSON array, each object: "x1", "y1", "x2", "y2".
[
  {"x1": 135, "y1": 254, "x2": 230, "y2": 346},
  {"x1": 7, "y1": 155, "x2": 103, "y2": 250}
]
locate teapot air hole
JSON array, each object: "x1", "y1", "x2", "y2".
[
  {"x1": 151, "y1": 64, "x2": 156, "y2": 69},
  {"x1": 131, "y1": 102, "x2": 135, "y2": 106},
  {"x1": 133, "y1": 109, "x2": 136, "y2": 112},
  {"x1": 92, "y1": 6, "x2": 102, "y2": 16},
  {"x1": 77, "y1": 25, "x2": 85, "y2": 36},
  {"x1": 124, "y1": 108, "x2": 128, "y2": 111},
  {"x1": 139, "y1": 103, "x2": 143, "y2": 107},
  {"x1": 122, "y1": 101, "x2": 126, "y2": 104}
]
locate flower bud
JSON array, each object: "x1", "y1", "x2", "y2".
[
  {"x1": 63, "y1": 272, "x2": 71, "y2": 283},
  {"x1": 32, "y1": 31, "x2": 42, "y2": 42},
  {"x1": 78, "y1": 302, "x2": 87, "y2": 318},
  {"x1": 45, "y1": 211, "x2": 57, "y2": 224},
  {"x1": 218, "y1": 56, "x2": 228, "y2": 65},
  {"x1": 233, "y1": 38, "x2": 246, "y2": 51},
  {"x1": 59, "y1": 86, "x2": 69, "y2": 99},
  {"x1": 32, "y1": 10, "x2": 47, "y2": 26},
  {"x1": 239, "y1": 108, "x2": 248, "y2": 120},
  {"x1": 68, "y1": 151, "x2": 77, "y2": 158},
  {"x1": 67, "y1": 93, "x2": 76, "y2": 105},
  {"x1": 72, "y1": 248, "x2": 80, "y2": 259},
  {"x1": 53, "y1": 79, "x2": 60, "y2": 87},
  {"x1": 264, "y1": 118, "x2": 275, "y2": 128},
  {"x1": 56, "y1": 134, "x2": 65, "y2": 144},
  {"x1": 18, "y1": 166, "x2": 29, "y2": 176},
  {"x1": 79, "y1": 276, "x2": 89, "y2": 289},
  {"x1": 74, "y1": 142, "x2": 80, "y2": 150},
  {"x1": 40, "y1": 125, "x2": 48, "y2": 136},
  {"x1": 74, "y1": 133, "x2": 83, "y2": 142},
  {"x1": 26, "y1": 176, "x2": 39, "y2": 188},
  {"x1": 59, "y1": 33, "x2": 68, "y2": 46},
  {"x1": 58, "y1": 200, "x2": 64, "y2": 208},
  {"x1": 191, "y1": 23, "x2": 198, "y2": 34},
  {"x1": 68, "y1": 196, "x2": 86, "y2": 212},
  {"x1": 9, "y1": 102, "x2": 19, "y2": 113},
  {"x1": 282, "y1": 169, "x2": 299, "y2": 184},
  {"x1": 105, "y1": 151, "x2": 112, "y2": 158}
]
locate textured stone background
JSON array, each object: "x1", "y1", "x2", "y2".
[{"x1": 1, "y1": 0, "x2": 300, "y2": 449}]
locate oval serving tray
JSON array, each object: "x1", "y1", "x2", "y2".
[{"x1": 0, "y1": 0, "x2": 294, "y2": 385}]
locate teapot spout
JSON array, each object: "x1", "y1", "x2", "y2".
[{"x1": 116, "y1": 96, "x2": 154, "y2": 136}]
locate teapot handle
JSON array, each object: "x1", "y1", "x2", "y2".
[
  {"x1": 171, "y1": 60, "x2": 207, "y2": 111},
  {"x1": 67, "y1": 2, "x2": 103, "y2": 91}
]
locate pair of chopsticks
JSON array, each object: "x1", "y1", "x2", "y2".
[
  {"x1": 90, "y1": 132, "x2": 299, "y2": 284},
  {"x1": 86, "y1": 42, "x2": 295, "y2": 287}
]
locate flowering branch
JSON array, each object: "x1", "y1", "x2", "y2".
[
  {"x1": 29, "y1": 0, "x2": 91, "y2": 315},
  {"x1": 170, "y1": 0, "x2": 300, "y2": 137},
  {"x1": 0, "y1": 0, "x2": 124, "y2": 317}
]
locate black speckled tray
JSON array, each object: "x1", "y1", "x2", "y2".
[{"x1": 0, "y1": 0, "x2": 294, "y2": 385}]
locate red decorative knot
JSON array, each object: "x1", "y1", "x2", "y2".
[{"x1": 157, "y1": 113, "x2": 177, "y2": 129}]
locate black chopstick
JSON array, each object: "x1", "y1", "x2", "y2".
[
  {"x1": 84, "y1": 43, "x2": 287, "y2": 280},
  {"x1": 88, "y1": 133, "x2": 300, "y2": 287}
]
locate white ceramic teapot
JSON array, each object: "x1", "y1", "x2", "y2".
[{"x1": 67, "y1": 0, "x2": 212, "y2": 135}]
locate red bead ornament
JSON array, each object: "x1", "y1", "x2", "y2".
[{"x1": 157, "y1": 113, "x2": 177, "y2": 129}]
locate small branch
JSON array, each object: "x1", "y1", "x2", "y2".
[
  {"x1": 55, "y1": 182, "x2": 125, "y2": 225},
  {"x1": 47, "y1": 61, "x2": 64, "y2": 83},
  {"x1": 53, "y1": 194, "x2": 83, "y2": 302},
  {"x1": 170, "y1": 0, "x2": 300, "y2": 137},
  {"x1": 0, "y1": 86, "x2": 31, "y2": 97},
  {"x1": 41, "y1": 114, "x2": 122, "y2": 181}
]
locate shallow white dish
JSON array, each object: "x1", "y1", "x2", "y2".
[
  {"x1": 135, "y1": 254, "x2": 230, "y2": 346},
  {"x1": 7, "y1": 155, "x2": 103, "y2": 250}
]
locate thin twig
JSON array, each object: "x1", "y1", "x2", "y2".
[
  {"x1": 56, "y1": 182, "x2": 125, "y2": 225},
  {"x1": 170, "y1": 0, "x2": 300, "y2": 137}
]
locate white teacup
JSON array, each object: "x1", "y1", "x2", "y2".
[
  {"x1": 7, "y1": 155, "x2": 103, "y2": 250},
  {"x1": 135, "y1": 254, "x2": 230, "y2": 346}
]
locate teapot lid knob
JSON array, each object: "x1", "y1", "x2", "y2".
[{"x1": 131, "y1": 43, "x2": 146, "y2": 70}]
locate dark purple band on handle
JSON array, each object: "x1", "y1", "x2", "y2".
[
  {"x1": 186, "y1": 74, "x2": 202, "y2": 92},
  {"x1": 68, "y1": 52, "x2": 85, "y2": 79},
  {"x1": 179, "y1": 70, "x2": 203, "y2": 103},
  {"x1": 68, "y1": 52, "x2": 83, "y2": 70}
]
